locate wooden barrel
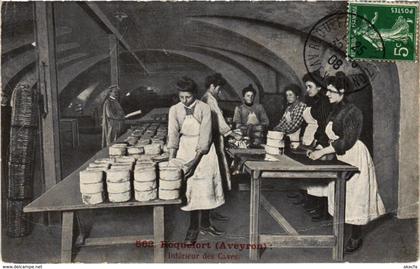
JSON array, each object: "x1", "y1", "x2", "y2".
[{"x1": 6, "y1": 199, "x2": 32, "y2": 237}]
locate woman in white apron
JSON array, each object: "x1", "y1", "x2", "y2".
[
  {"x1": 308, "y1": 72, "x2": 385, "y2": 253},
  {"x1": 301, "y1": 72, "x2": 332, "y2": 221},
  {"x1": 167, "y1": 77, "x2": 225, "y2": 244}
]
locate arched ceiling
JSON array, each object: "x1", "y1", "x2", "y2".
[{"x1": 2, "y1": 1, "x2": 348, "y2": 114}]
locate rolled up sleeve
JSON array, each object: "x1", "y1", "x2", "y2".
[
  {"x1": 197, "y1": 105, "x2": 212, "y2": 154},
  {"x1": 167, "y1": 106, "x2": 180, "y2": 150}
]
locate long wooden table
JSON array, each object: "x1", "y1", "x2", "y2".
[
  {"x1": 24, "y1": 132, "x2": 181, "y2": 263},
  {"x1": 227, "y1": 148, "x2": 358, "y2": 262}
]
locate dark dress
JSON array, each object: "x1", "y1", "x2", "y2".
[
  {"x1": 304, "y1": 92, "x2": 331, "y2": 147},
  {"x1": 101, "y1": 97, "x2": 126, "y2": 147}
]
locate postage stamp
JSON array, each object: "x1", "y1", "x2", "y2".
[
  {"x1": 347, "y1": 2, "x2": 418, "y2": 61},
  {"x1": 303, "y1": 12, "x2": 380, "y2": 93}
]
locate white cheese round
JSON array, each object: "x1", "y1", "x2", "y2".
[
  {"x1": 265, "y1": 144, "x2": 281, "y2": 155},
  {"x1": 108, "y1": 191, "x2": 131, "y2": 202},
  {"x1": 266, "y1": 138, "x2": 285, "y2": 148},
  {"x1": 134, "y1": 167, "x2": 156, "y2": 182},
  {"x1": 159, "y1": 189, "x2": 180, "y2": 200},
  {"x1": 267, "y1": 131, "x2": 284, "y2": 140},
  {"x1": 159, "y1": 179, "x2": 182, "y2": 190},
  {"x1": 80, "y1": 182, "x2": 104, "y2": 194},
  {"x1": 135, "y1": 188, "x2": 157, "y2": 202},
  {"x1": 134, "y1": 180, "x2": 157, "y2": 191},
  {"x1": 107, "y1": 181, "x2": 131, "y2": 193},
  {"x1": 106, "y1": 169, "x2": 131, "y2": 183},
  {"x1": 82, "y1": 192, "x2": 104, "y2": 205},
  {"x1": 80, "y1": 170, "x2": 103, "y2": 184}
]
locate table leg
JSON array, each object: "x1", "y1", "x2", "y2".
[
  {"x1": 153, "y1": 206, "x2": 165, "y2": 263},
  {"x1": 61, "y1": 211, "x2": 75, "y2": 263},
  {"x1": 249, "y1": 170, "x2": 261, "y2": 261},
  {"x1": 332, "y1": 173, "x2": 346, "y2": 261},
  {"x1": 75, "y1": 213, "x2": 87, "y2": 246}
]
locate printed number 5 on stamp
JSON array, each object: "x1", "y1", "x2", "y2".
[{"x1": 347, "y1": 2, "x2": 417, "y2": 61}]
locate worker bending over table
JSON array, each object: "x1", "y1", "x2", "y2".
[
  {"x1": 307, "y1": 72, "x2": 385, "y2": 252},
  {"x1": 167, "y1": 77, "x2": 225, "y2": 244}
]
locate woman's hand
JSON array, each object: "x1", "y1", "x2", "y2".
[
  {"x1": 183, "y1": 160, "x2": 197, "y2": 179},
  {"x1": 232, "y1": 132, "x2": 242, "y2": 141},
  {"x1": 307, "y1": 150, "x2": 324, "y2": 160}
]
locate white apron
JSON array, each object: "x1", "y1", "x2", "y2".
[
  {"x1": 302, "y1": 107, "x2": 318, "y2": 146},
  {"x1": 246, "y1": 111, "x2": 260, "y2": 125},
  {"x1": 302, "y1": 107, "x2": 327, "y2": 196},
  {"x1": 325, "y1": 122, "x2": 386, "y2": 225},
  {"x1": 176, "y1": 114, "x2": 225, "y2": 211}
]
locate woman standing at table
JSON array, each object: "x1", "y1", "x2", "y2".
[
  {"x1": 301, "y1": 71, "x2": 332, "y2": 221},
  {"x1": 167, "y1": 77, "x2": 225, "y2": 244},
  {"x1": 307, "y1": 72, "x2": 385, "y2": 252},
  {"x1": 274, "y1": 84, "x2": 306, "y2": 146}
]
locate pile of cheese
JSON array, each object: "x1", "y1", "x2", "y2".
[
  {"x1": 158, "y1": 159, "x2": 184, "y2": 200},
  {"x1": 264, "y1": 131, "x2": 285, "y2": 161}
]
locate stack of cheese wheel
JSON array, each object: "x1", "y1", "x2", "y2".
[
  {"x1": 109, "y1": 143, "x2": 127, "y2": 157},
  {"x1": 113, "y1": 157, "x2": 135, "y2": 171},
  {"x1": 106, "y1": 169, "x2": 131, "y2": 202},
  {"x1": 158, "y1": 161, "x2": 183, "y2": 200},
  {"x1": 79, "y1": 169, "x2": 104, "y2": 205},
  {"x1": 144, "y1": 143, "x2": 161, "y2": 155},
  {"x1": 134, "y1": 163, "x2": 157, "y2": 201},
  {"x1": 265, "y1": 131, "x2": 285, "y2": 157}
]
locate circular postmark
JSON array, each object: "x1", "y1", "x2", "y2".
[{"x1": 303, "y1": 12, "x2": 385, "y2": 93}]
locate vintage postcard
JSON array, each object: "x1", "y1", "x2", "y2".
[{"x1": 1, "y1": 0, "x2": 418, "y2": 266}]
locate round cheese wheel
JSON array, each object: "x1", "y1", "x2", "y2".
[
  {"x1": 109, "y1": 146, "x2": 126, "y2": 157},
  {"x1": 80, "y1": 182, "x2": 104, "y2": 194},
  {"x1": 136, "y1": 139, "x2": 151, "y2": 146},
  {"x1": 108, "y1": 191, "x2": 131, "y2": 202},
  {"x1": 135, "y1": 162, "x2": 155, "y2": 170},
  {"x1": 167, "y1": 158, "x2": 186, "y2": 169},
  {"x1": 107, "y1": 181, "x2": 131, "y2": 193},
  {"x1": 135, "y1": 188, "x2": 157, "y2": 202},
  {"x1": 106, "y1": 169, "x2": 131, "y2": 183},
  {"x1": 134, "y1": 180, "x2": 157, "y2": 191},
  {"x1": 159, "y1": 179, "x2": 181, "y2": 190},
  {"x1": 267, "y1": 131, "x2": 284, "y2": 140},
  {"x1": 266, "y1": 138, "x2": 285, "y2": 148},
  {"x1": 115, "y1": 156, "x2": 136, "y2": 163},
  {"x1": 111, "y1": 163, "x2": 134, "y2": 171},
  {"x1": 265, "y1": 144, "x2": 280, "y2": 155},
  {"x1": 134, "y1": 167, "x2": 156, "y2": 182},
  {"x1": 159, "y1": 167, "x2": 181, "y2": 181},
  {"x1": 127, "y1": 146, "x2": 144, "y2": 155},
  {"x1": 159, "y1": 189, "x2": 180, "y2": 200},
  {"x1": 144, "y1": 144, "x2": 161, "y2": 155},
  {"x1": 89, "y1": 162, "x2": 110, "y2": 169},
  {"x1": 80, "y1": 170, "x2": 103, "y2": 184},
  {"x1": 86, "y1": 167, "x2": 109, "y2": 172},
  {"x1": 82, "y1": 192, "x2": 104, "y2": 205}
]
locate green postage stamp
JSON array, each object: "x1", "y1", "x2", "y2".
[{"x1": 347, "y1": 2, "x2": 418, "y2": 61}]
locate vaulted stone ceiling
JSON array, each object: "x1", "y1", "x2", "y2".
[{"x1": 2, "y1": 1, "x2": 347, "y2": 116}]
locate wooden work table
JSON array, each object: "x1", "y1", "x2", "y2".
[
  {"x1": 226, "y1": 147, "x2": 358, "y2": 262},
  {"x1": 24, "y1": 131, "x2": 181, "y2": 263}
]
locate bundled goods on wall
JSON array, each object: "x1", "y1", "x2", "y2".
[{"x1": 7, "y1": 82, "x2": 38, "y2": 238}]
